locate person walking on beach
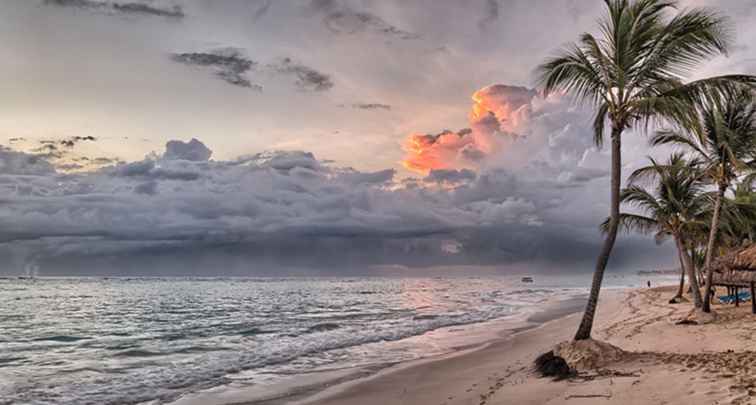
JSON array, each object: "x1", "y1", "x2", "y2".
[{"x1": 647, "y1": 281, "x2": 651, "y2": 288}]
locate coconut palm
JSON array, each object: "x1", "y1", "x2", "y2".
[
  {"x1": 725, "y1": 177, "x2": 756, "y2": 243},
  {"x1": 536, "y1": 0, "x2": 753, "y2": 339},
  {"x1": 708, "y1": 185, "x2": 756, "y2": 252},
  {"x1": 650, "y1": 91, "x2": 756, "y2": 312},
  {"x1": 608, "y1": 154, "x2": 707, "y2": 306}
]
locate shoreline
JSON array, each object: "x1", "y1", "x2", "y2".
[
  {"x1": 290, "y1": 286, "x2": 756, "y2": 405},
  {"x1": 170, "y1": 292, "x2": 592, "y2": 405},
  {"x1": 291, "y1": 291, "x2": 620, "y2": 405}
]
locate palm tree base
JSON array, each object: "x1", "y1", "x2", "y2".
[{"x1": 553, "y1": 339, "x2": 626, "y2": 371}]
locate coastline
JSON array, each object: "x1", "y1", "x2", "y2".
[
  {"x1": 290, "y1": 291, "x2": 618, "y2": 405},
  {"x1": 285, "y1": 286, "x2": 756, "y2": 405},
  {"x1": 170, "y1": 291, "x2": 591, "y2": 405}
]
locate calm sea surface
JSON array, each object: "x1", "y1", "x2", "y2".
[{"x1": 0, "y1": 274, "x2": 673, "y2": 404}]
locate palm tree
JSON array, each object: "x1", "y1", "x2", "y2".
[
  {"x1": 610, "y1": 154, "x2": 706, "y2": 306},
  {"x1": 536, "y1": 0, "x2": 752, "y2": 339},
  {"x1": 724, "y1": 177, "x2": 756, "y2": 243},
  {"x1": 650, "y1": 92, "x2": 756, "y2": 312}
]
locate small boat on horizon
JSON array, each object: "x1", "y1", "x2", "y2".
[{"x1": 521, "y1": 276, "x2": 534, "y2": 283}]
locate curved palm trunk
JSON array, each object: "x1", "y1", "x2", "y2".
[
  {"x1": 702, "y1": 182, "x2": 727, "y2": 313},
  {"x1": 674, "y1": 249, "x2": 686, "y2": 299},
  {"x1": 574, "y1": 128, "x2": 621, "y2": 341},
  {"x1": 675, "y1": 233, "x2": 703, "y2": 307}
]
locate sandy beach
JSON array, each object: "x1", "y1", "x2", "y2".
[{"x1": 281, "y1": 286, "x2": 756, "y2": 405}]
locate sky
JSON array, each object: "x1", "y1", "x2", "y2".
[{"x1": 1, "y1": 0, "x2": 755, "y2": 276}]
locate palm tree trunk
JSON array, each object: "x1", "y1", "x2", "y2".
[
  {"x1": 674, "y1": 249, "x2": 685, "y2": 299},
  {"x1": 688, "y1": 246, "x2": 703, "y2": 287},
  {"x1": 702, "y1": 182, "x2": 727, "y2": 313},
  {"x1": 675, "y1": 233, "x2": 703, "y2": 307},
  {"x1": 574, "y1": 128, "x2": 621, "y2": 341}
]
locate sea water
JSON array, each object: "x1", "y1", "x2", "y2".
[{"x1": 0, "y1": 274, "x2": 675, "y2": 404}]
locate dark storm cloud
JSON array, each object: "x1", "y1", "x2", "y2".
[
  {"x1": 308, "y1": 0, "x2": 419, "y2": 40},
  {"x1": 0, "y1": 135, "x2": 676, "y2": 276},
  {"x1": 268, "y1": 58, "x2": 334, "y2": 91},
  {"x1": 352, "y1": 103, "x2": 391, "y2": 111},
  {"x1": 171, "y1": 49, "x2": 261, "y2": 90},
  {"x1": 44, "y1": 0, "x2": 184, "y2": 19},
  {"x1": 134, "y1": 180, "x2": 158, "y2": 195}
]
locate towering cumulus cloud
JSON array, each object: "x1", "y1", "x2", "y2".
[{"x1": 402, "y1": 84, "x2": 537, "y2": 173}]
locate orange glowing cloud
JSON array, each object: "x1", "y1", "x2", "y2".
[
  {"x1": 402, "y1": 130, "x2": 475, "y2": 173},
  {"x1": 401, "y1": 85, "x2": 537, "y2": 174}
]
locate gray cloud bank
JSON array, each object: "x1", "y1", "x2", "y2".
[{"x1": 0, "y1": 105, "x2": 675, "y2": 276}]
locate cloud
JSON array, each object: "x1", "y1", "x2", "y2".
[
  {"x1": 252, "y1": 0, "x2": 272, "y2": 20},
  {"x1": 0, "y1": 129, "x2": 675, "y2": 277},
  {"x1": 268, "y1": 57, "x2": 334, "y2": 91},
  {"x1": 171, "y1": 49, "x2": 261, "y2": 90},
  {"x1": 0, "y1": 147, "x2": 56, "y2": 175},
  {"x1": 478, "y1": 0, "x2": 500, "y2": 31},
  {"x1": 111, "y1": 2, "x2": 184, "y2": 18},
  {"x1": 402, "y1": 84, "x2": 538, "y2": 173},
  {"x1": 171, "y1": 51, "x2": 333, "y2": 92},
  {"x1": 308, "y1": 0, "x2": 418, "y2": 40},
  {"x1": 109, "y1": 159, "x2": 201, "y2": 181},
  {"x1": 468, "y1": 198, "x2": 541, "y2": 226},
  {"x1": 60, "y1": 135, "x2": 97, "y2": 148},
  {"x1": 134, "y1": 180, "x2": 158, "y2": 195},
  {"x1": 352, "y1": 103, "x2": 391, "y2": 110},
  {"x1": 400, "y1": 83, "x2": 604, "y2": 183},
  {"x1": 236, "y1": 150, "x2": 322, "y2": 171},
  {"x1": 339, "y1": 168, "x2": 396, "y2": 185},
  {"x1": 424, "y1": 168, "x2": 476, "y2": 185},
  {"x1": 44, "y1": 0, "x2": 184, "y2": 19},
  {"x1": 6, "y1": 136, "x2": 109, "y2": 172},
  {"x1": 164, "y1": 138, "x2": 213, "y2": 161}
]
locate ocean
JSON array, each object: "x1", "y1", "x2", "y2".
[{"x1": 0, "y1": 274, "x2": 675, "y2": 405}]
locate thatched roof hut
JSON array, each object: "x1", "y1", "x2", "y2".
[{"x1": 710, "y1": 244, "x2": 756, "y2": 287}]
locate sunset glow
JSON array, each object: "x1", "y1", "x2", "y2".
[{"x1": 401, "y1": 84, "x2": 537, "y2": 174}]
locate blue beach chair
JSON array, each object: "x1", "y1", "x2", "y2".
[{"x1": 718, "y1": 291, "x2": 751, "y2": 304}]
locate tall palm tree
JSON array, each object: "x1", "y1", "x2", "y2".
[
  {"x1": 651, "y1": 92, "x2": 756, "y2": 312},
  {"x1": 537, "y1": 0, "x2": 751, "y2": 339},
  {"x1": 610, "y1": 154, "x2": 706, "y2": 306}
]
